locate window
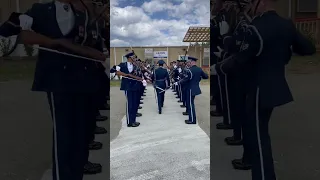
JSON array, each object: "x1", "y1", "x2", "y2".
[
  {"x1": 297, "y1": 0, "x2": 318, "y2": 12},
  {"x1": 202, "y1": 48, "x2": 210, "y2": 66},
  {"x1": 178, "y1": 55, "x2": 188, "y2": 60},
  {"x1": 122, "y1": 55, "x2": 127, "y2": 62}
]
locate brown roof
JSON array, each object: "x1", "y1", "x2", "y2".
[{"x1": 183, "y1": 26, "x2": 210, "y2": 42}]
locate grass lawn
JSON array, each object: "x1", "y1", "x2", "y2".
[{"x1": 1, "y1": 55, "x2": 319, "y2": 83}]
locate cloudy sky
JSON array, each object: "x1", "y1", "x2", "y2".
[{"x1": 110, "y1": 0, "x2": 210, "y2": 47}]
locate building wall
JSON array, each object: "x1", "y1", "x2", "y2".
[
  {"x1": 0, "y1": 0, "x2": 39, "y2": 23},
  {"x1": 110, "y1": 46, "x2": 210, "y2": 68}
]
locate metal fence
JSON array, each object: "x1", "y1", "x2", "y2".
[{"x1": 295, "y1": 18, "x2": 320, "y2": 50}]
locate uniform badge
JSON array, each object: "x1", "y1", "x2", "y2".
[
  {"x1": 79, "y1": 26, "x2": 84, "y2": 37},
  {"x1": 240, "y1": 43, "x2": 249, "y2": 51},
  {"x1": 92, "y1": 30, "x2": 98, "y2": 39}
]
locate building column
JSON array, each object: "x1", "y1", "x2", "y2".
[
  {"x1": 113, "y1": 47, "x2": 116, "y2": 66},
  {"x1": 318, "y1": 0, "x2": 320, "y2": 17}
]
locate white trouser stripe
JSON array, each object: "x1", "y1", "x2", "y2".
[
  {"x1": 189, "y1": 89, "x2": 194, "y2": 123},
  {"x1": 224, "y1": 75, "x2": 231, "y2": 124},
  {"x1": 125, "y1": 91, "x2": 129, "y2": 125},
  {"x1": 50, "y1": 93, "x2": 60, "y2": 180},
  {"x1": 255, "y1": 87, "x2": 265, "y2": 180},
  {"x1": 217, "y1": 74, "x2": 224, "y2": 108}
]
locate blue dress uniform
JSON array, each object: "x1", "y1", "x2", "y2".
[
  {"x1": 219, "y1": 13, "x2": 252, "y2": 147},
  {"x1": 210, "y1": 14, "x2": 223, "y2": 117},
  {"x1": 110, "y1": 52, "x2": 141, "y2": 127},
  {"x1": 152, "y1": 60, "x2": 170, "y2": 114},
  {"x1": 214, "y1": 6, "x2": 235, "y2": 130},
  {"x1": 178, "y1": 57, "x2": 208, "y2": 124},
  {"x1": 181, "y1": 63, "x2": 189, "y2": 109},
  {"x1": 216, "y1": 10, "x2": 315, "y2": 180},
  {"x1": 16, "y1": 2, "x2": 102, "y2": 180}
]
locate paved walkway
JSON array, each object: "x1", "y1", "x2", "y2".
[{"x1": 110, "y1": 86, "x2": 210, "y2": 180}]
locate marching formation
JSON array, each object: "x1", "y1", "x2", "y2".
[
  {"x1": 210, "y1": 0, "x2": 315, "y2": 180},
  {"x1": 0, "y1": 0, "x2": 110, "y2": 180},
  {"x1": 111, "y1": 51, "x2": 208, "y2": 127}
]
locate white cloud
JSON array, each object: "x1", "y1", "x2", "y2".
[{"x1": 110, "y1": 0, "x2": 210, "y2": 47}]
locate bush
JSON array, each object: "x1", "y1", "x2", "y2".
[
  {"x1": 0, "y1": 38, "x2": 12, "y2": 56},
  {"x1": 24, "y1": 44, "x2": 34, "y2": 56},
  {"x1": 301, "y1": 28, "x2": 317, "y2": 45}
]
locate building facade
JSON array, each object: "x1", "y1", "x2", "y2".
[{"x1": 110, "y1": 46, "x2": 210, "y2": 68}]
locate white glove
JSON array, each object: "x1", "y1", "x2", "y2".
[
  {"x1": 213, "y1": 46, "x2": 223, "y2": 58},
  {"x1": 174, "y1": 65, "x2": 177, "y2": 68},
  {"x1": 178, "y1": 68, "x2": 182, "y2": 73},
  {"x1": 19, "y1": 14, "x2": 33, "y2": 30},
  {"x1": 219, "y1": 20, "x2": 229, "y2": 36},
  {"x1": 174, "y1": 82, "x2": 178, "y2": 86},
  {"x1": 210, "y1": 64, "x2": 217, "y2": 75},
  {"x1": 116, "y1": 66, "x2": 121, "y2": 71},
  {"x1": 142, "y1": 80, "x2": 147, "y2": 87}
]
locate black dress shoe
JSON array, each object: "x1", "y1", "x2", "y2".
[
  {"x1": 134, "y1": 122, "x2": 140, "y2": 126},
  {"x1": 99, "y1": 103, "x2": 110, "y2": 110},
  {"x1": 88, "y1": 141, "x2": 103, "y2": 150},
  {"x1": 127, "y1": 123, "x2": 139, "y2": 127},
  {"x1": 96, "y1": 115, "x2": 108, "y2": 121},
  {"x1": 140, "y1": 101, "x2": 143, "y2": 104},
  {"x1": 232, "y1": 159, "x2": 252, "y2": 170},
  {"x1": 136, "y1": 113, "x2": 142, "y2": 117},
  {"x1": 83, "y1": 161, "x2": 102, "y2": 174},
  {"x1": 143, "y1": 94, "x2": 146, "y2": 96},
  {"x1": 94, "y1": 126, "x2": 107, "y2": 134},
  {"x1": 159, "y1": 111, "x2": 162, "y2": 114},
  {"x1": 140, "y1": 98, "x2": 144, "y2": 100},
  {"x1": 225, "y1": 137, "x2": 243, "y2": 146},
  {"x1": 185, "y1": 120, "x2": 196, "y2": 124},
  {"x1": 176, "y1": 96, "x2": 179, "y2": 98},
  {"x1": 180, "y1": 105, "x2": 186, "y2": 108},
  {"x1": 210, "y1": 110, "x2": 222, "y2": 117},
  {"x1": 182, "y1": 112, "x2": 189, "y2": 115},
  {"x1": 177, "y1": 100, "x2": 182, "y2": 103},
  {"x1": 174, "y1": 93, "x2": 178, "y2": 95},
  {"x1": 138, "y1": 106, "x2": 142, "y2": 109},
  {"x1": 216, "y1": 123, "x2": 233, "y2": 130}
]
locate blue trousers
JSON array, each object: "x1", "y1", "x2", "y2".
[
  {"x1": 47, "y1": 92, "x2": 94, "y2": 180},
  {"x1": 156, "y1": 88, "x2": 165, "y2": 112},
  {"x1": 125, "y1": 91, "x2": 138, "y2": 125},
  {"x1": 186, "y1": 89, "x2": 196, "y2": 123}
]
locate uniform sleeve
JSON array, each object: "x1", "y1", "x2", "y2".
[
  {"x1": 23, "y1": 3, "x2": 43, "y2": 33},
  {"x1": 216, "y1": 24, "x2": 263, "y2": 74},
  {"x1": 291, "y1": 23, "x2": 316, "y2": 56},
  {"x1": 166, "y1": 71, "x2": 170, "y2": 85},
  {"x1": 178, "y1": 69, "x2": 192, "y2": 84},
  {"x1": 201, "y1": 69, "x2": 209, "y2": 79},
  {"x1": 110, "y1": 63, "x2": 122, "y2": 73}
]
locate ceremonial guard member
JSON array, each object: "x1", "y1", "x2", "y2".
[
  {"x1": 214, "y1": 0, "x2": 315, "y2": 179},
  {"x1": 0, "y1": 0, "x2": 108, "y2": 179},
  {"x1": 175, "y1": 57, "x2": 208, "y2": 124},
  {"x1": 110, "y1": 52, "x2": 147, "y2": 127},
  {"x1": 152, "y1": 60, "x2": 170, "y2": 114},
  {"x1": 210, "y1": 8, "x2": 223, "y2": 117}
]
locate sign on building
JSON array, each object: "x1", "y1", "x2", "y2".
[
  {"x1": 144, "y1": 48, "x2": 153, "y2": 53},
  {"x1": 153, "y1": 51, "x2": 168, "y2": 58}
]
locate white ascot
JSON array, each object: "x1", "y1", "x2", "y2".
[
  {"x1": 116, "y1": 66, "x2": 121, "y2": 71},
  {"x1": 127, "y1": 62, "x2": 133, "y2": 73},
  {"x1": 178, "y1": 68, "x2": 182, "y2": 73}
]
